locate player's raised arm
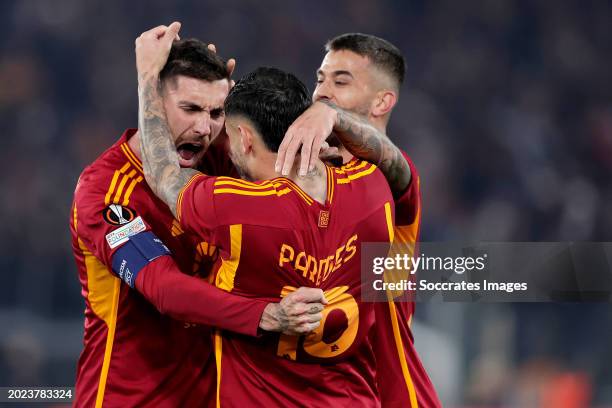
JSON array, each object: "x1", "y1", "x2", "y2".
[
  {"x1": 276, "y1": 100, "x2": 411, "y2": 198},
  {"x1": 136, "y1": 22, "x2": 198, "y2": 217}
]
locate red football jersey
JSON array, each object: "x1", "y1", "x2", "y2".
[
  {"x1": 372, "y1": 150, "x2": 441, "y2": 407},
  {"x1": 177, "y1": 161, "x2": 394, "y2": 407},
  {"x1": 70, "y1": 129, "x2": 267, "y2": 408}
]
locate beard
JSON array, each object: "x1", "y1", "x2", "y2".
[{"x1": 230, "y1": 153, "x2": 254, "y2": 181}]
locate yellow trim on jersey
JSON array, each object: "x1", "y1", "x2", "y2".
[
  {"x1": 340, "y1": 159, "x2": 358, "y2": 170},
  {"x1": 120, "y1": 143, "x2": 143, "y2": 172},
  {"x1": 278, "y1": 178, "x2": 314, "y2": 205},
  {"x1": 214, "y1": 176, "x2": 313, "y2": 205},
  {"x1": 96, "y1": 278, "x2": 121, "y2": 408},
  {"x1": 171, "y1": 219, "x2": 184, "y2": 237},
  {"x1": 334, "y1": 160, "x2": 369, "y2": 174},
  {"x1": 382, "y1": 205, "x2": 418, "y2": 407},
  {"x1": 73, "y1": 204, "x2": 78, "y2": 231},
  {"x1": 122, "y1": 176, "x2": 143, "y2": 206},
  {"x1": 112, "y1": 169, "x2": 136, "y2": 203},
  {"x1": 213, "y1": 187, "x2": 291, "y2": 197},
  {"x1": 215, "y1": 176, "x2": 273, "y2": 187},
  {"x1": 214, "y1": 330, "x2": 222, "y2": 408},
  {"x1": 199, "y1": 242, "x2": 209, "y2": 257},
  {"x1": 326, "y1": 166, "x2": 335, "y2": 204},
  {"x1": 78, "y1": 239, "x2": 121, "y2": 408},
  {"x1": 387, "y1": 299, "x2": 419, "y2": 408},
  {"x1": 104, "y1": 162, "x2": 130, "y2": 205},
  {"x1": 215, "y1": 224, "x2": 242, "y2": 292},
  {"x1": 214, "y1": 179, "x2": 278, "y2": 190},
  {"x1": 384, "y1": 202, "x2": 394, "y2": 242},
  {"x1": 337, "y1": 163, "x2": 377, "y2": 184},
  {"x1": 176, "y1": 173, "x2": 205, "y2": 222}
]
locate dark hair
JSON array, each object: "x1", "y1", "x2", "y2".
[
  {"x1": 325, "y1": 33, "x2": 405, "y2": 86},
  {"x1": 160, "y1": 38, "x2": 230, "y2": 84},
  {"x1": 224, "y1": 67, "x2": 312, "y2": 152}
]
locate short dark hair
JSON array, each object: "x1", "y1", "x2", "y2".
[
  {"x1": 325, "y1": 33, "x2": 405, "y2": 86},
  {"x1": 224, "y1": 67, "x2": 312, "y2": 152},
  {"x1": 160, "y1": 38, "x2": 230, "y2": 84}
]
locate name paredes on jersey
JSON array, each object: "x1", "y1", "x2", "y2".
[{"x1": 279, "y1": 234, "x2": 358, "y2": 285}]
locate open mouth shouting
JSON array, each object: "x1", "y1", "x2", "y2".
[{"x1": 176, "y1": 140, "x2": 207, "y2": 168}]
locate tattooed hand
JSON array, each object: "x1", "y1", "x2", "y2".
[
  {"x1": 276, "y1": 100, "x2": 411, "y2": 197},
  {"x1": 259, "y1": 287, "x2": 328, "y2": 335},
  {"x1": 276, "y1": 101, "x2": 338, "y2": 176},
  {"x1": 136, "y1": 22, "x2": 199, "y2": 216}
]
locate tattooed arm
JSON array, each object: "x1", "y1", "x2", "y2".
[
  {"x1": 135, "y1": 22, "x2": 197, "y2": 217},
  {"x1": 321, "y1": 100, "x2": 411, "y2": 197},
  {"x1": 138, "y1": 77, "x2": 198, "y2": 216},
  {"x1": 276, "y1": 99, "x2": 411, "y2": 198}
]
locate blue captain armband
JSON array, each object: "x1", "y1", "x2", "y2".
[{"x1": 111, "y1": 231, "x2": 171, "y2": 288}]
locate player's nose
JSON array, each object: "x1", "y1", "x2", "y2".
[
  {"x1": 314, "y1": 84, "x2": 334, "y2": 103},
  {"x1": 193, "y1": 113, "x2": 211, "y2": 136}
]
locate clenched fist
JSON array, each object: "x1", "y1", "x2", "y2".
[{"x1": 135, "y1": 21, "x2": 181, "y2": 82}]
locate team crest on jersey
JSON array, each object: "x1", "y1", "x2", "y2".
[
  {"x1": 318, "y1": 210, "x2": 330, "y2": 228},
  {"x1": 102, "y1": 204, "x2": 137, "y2": 226}
]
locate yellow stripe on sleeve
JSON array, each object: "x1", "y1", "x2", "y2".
[
  {"x1": 214, "y1": 179, "x2": 277, "y2": 190},
  {"x1": 104, "y1": 171, "x2": 121, "y2": 205},
  {"x1": 112, "y1": 174, "x2": 131, "y2": 204},
  {"x1": 337, "y1": 164, "x2": 377, "y2": 184},
  {"x1": 213, "y1": 187, "x2": 293, "y2": 198},
  {"x1": 121, "y1": 176, "x2": 143, "y2": 206},
  {"x1": 104, "y1": 163, "x2": 131, "y2": 205}
]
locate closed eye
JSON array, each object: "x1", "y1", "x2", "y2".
[
  {"x1": 210, "y1": 108, "x2": 224, "y2": 119},
  {"x1": 181, "y1": 104, "x2": 202, "y2": 112}
]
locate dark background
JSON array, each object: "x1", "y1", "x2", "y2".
[{"x1": 0, "y1": 0, "x2": 611, "y2": 406}]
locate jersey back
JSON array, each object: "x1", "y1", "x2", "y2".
[{"x1": 178, "y1": 161, "x2": 394, "y2": 407}]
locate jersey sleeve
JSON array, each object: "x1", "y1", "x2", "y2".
[
  {"x1": 135, "y1": 256, "x2": 267, "y2": 336},
  {"x1": 74, "y1": 178, "x2": 158, "y2": 273},
  {"x1": 176, "y1": 173, "x2": 219, "y2": 242},
  {"x1": 74, "y1": 174, "x2": 266, "y2": 336},
  {"x1": 394, "y1": 150, "x2": 421, "y2": 227}
]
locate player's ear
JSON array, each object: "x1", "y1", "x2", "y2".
[
  {"x1": 371, "y1": 90, "x2": 397, "y2": 118},
  {"x1": 237, "y1": 125, "x2": 253, "y2": 154}
]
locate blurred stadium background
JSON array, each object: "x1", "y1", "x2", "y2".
[{"x1": 0, "y1": 0, "x2": 611, "y2": 406}]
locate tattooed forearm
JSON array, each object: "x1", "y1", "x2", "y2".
[
  {"x1": 137, "y1": 75, "x2": 198, "y2": 216},
  {"x1": 319, "y1": 100, "x2": 411, "y2": 197}
]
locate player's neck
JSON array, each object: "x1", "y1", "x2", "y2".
[
  {"x1": 289, "y1": 160, "x2": 327, "y2": 205},
  {"x1": 256, "y1": 154, "x2": 327, "y2": 205}
]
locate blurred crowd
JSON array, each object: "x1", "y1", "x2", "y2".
[{"x1": 0, "y1": 0, "x2": 610, "y2": 405}]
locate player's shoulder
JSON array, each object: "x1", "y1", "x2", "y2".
[
  {"x1": 332, "y1": 159, "x2": 393, "y2": 210},
  {"x1": 399, "y1": 149, "x2": 419, "y2": 177},
  {"x1": 74, "y1": 129, "x2": 144, "y2": 205},
  {"x1": 207, "y1": 176, "x2": 304, "y2": 227},
  {"x1": 333, "y1": 159, "x2": 387, "y2": 189}
]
